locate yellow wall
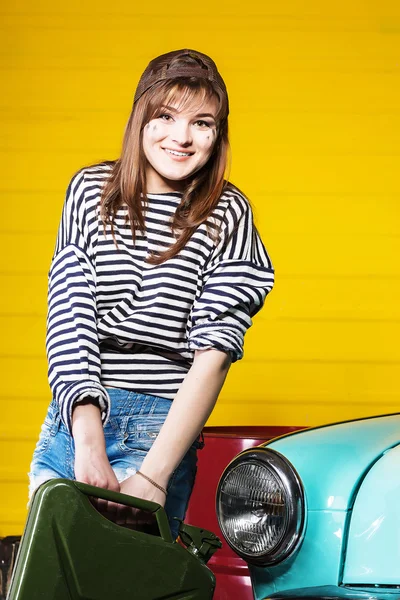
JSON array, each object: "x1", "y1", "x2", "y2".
[{"x1": 1, "y1": 0, "x2": 399, "y2": 534}]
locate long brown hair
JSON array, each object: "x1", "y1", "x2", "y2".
[{"x1": 100, "y1": 76, "x2": 230, "y2": 265}]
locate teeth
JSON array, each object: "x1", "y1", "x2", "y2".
[{"x1": 165, "y1": 149, "x2": 191, "y2": 157}]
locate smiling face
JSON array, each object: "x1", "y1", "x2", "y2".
[{"x1": 142, "y1": 93, "x2": 219, "y2": 193}]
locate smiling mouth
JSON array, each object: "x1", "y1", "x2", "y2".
[{"x1": 163, "y1": 148, "x2": 194, "y2": 157}]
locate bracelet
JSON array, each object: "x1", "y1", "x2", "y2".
[{"x1": 136, "y1": 471, "x2": 167, "y2": 496}]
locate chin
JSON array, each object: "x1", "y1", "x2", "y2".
[{"x1": 162, "y1": 170, "x2": 194, "y2": 182}]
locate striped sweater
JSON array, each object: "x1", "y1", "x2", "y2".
[{"x1": 47, "y1": 163, "x2": 275, "y2": 433}]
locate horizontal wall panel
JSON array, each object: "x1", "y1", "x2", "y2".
[
  {"x1": 4, "y1": 153, "x2": 400, "y2": 194},
  {"x1": 0, "y1": 522, "x2": 25, "y2": 537},
  {"x1": 2, "y1": 39, "x2": 400, "y2": 70},
  {"x1": 263, "y1": 277, "x2": 400, "y2": 321},
  {"x1": 0, "y1": 481, "x2": 29, "y2": 536},
  {"x1": 1, "y1": 405, "x2": 47, "y2": 442},
  {"x1": 3, "y1": 68, "x2": 400, "y2": 114},
  {"x1": 2, "y1": 193, "x2": 399, "y2": 238},
  {"x1": 0, "y1": 152, "x2": 113, "y2": 191},
  {"x1": 2, "y1": 273, "x2": 399, "y2": 320},
  {"x1": 1, "y1": 233, "x2": 54, "y2": 273},
  {"x1": 2, "y1": 229, "x2": 400, "y2": 276},
  {"x1": 218, "y1": 358, "x2": 400, "y2": 421},
  {"x1": 2, "y1": 356, "x2": 400, "y2": 425},
  {"x1": 3, "y1": 54, "x2": 400, "y2": 78},
  {"x1": 0, "y1": 275, "x2": 47, "y2": 314},
  {"x1": 2, "y1": 0, "x2": 400, "y2": 530},
  {"x1": 1, "y1": 316, "x2": 45, "y2": 356},
  {"x1": 230, "y1": 156, "x2": 400, "y2": 197},
  {"x1": 229, "y1": 113, "x2": 400, "y2": 156},
  {"x1": 0, "y1": 441, "x2": 36, "y2": 479},
  {"x1": 267, "y1": 232, "x2": 400, "y2": 277},
  {"x1": 3, "y1": 0, "x2": 400, "y2": 18},
  {"x1": 2, "y1": 315, "x2": 399, "y2": 363},
  {"x1": 1, "y1": 189, "x2": 70, "y2": 235},
  {"x1": 1, "y1": 110, "x2": 125, "y2": 154},
  {"x1": 1, "y1": 358, "x2": 49, "y2": 397},
  {"x1": 2, "y1": 10, "x2": 398, "y2": 31},
  {"x1": 208, "y1": 400, "x2": 400, "y2": 428},
  {"x1": 244, "y1": 320, "x2": 400, "y2": 362},
  {"x1": 2, "y1": 109, "x2": 400, "y2": 157},
  {"x1": 1, "y1": 14, "x2": 400, "y2": 50},
  {"x1": 254, "y1": 195, "x2": 399, "y2": 237}
]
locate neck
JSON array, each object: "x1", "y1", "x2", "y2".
[{"x1": 145, "y1": 168, "x2": 187, "y2": 194}]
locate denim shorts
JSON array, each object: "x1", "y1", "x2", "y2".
[{"x1": 29, "y1": 388, "x2": 202, "y2": 539}]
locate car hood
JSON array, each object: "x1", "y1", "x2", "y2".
[{"x1": 264, "y1": 414, "x2": 400, "y2": 510}]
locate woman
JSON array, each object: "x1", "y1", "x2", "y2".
[{"x1": 29, "y1": 49, "x2": 275, "y2": 538}]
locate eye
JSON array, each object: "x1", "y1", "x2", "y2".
[
  {"x1": 158, "y1": 113, "x2": 173, "y2": 122},
  {"x1": 194, "y1": 119, "x2": 212, "y2": 128}
]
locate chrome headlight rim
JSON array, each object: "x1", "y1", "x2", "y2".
[{"x1": 216, "y1": 447, "x2": 306, "y2": 566}]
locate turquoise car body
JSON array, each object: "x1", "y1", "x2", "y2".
[{"x1": 246, "y1": 414, "x2": 400, "y2": 599}]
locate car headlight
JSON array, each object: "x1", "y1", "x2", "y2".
[{"x1": 216, "y1": 447, "x2": 305, "y2": 566}]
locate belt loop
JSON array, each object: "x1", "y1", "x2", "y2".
[{"x1": 147, "y1": 396, "x2": 157, "y2": 416}]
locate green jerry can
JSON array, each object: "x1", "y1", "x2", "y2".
[{"x1": 7, "y1": 479, "x2": 222, "y2": 600}]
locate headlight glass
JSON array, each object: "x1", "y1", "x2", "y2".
[{"x1": 217, "y1": 448, "x2": 305, "y2": 566}]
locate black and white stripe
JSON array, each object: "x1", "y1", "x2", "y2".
[{"x1": 46, "y1": 163, "x2": 274, "y2": 433}]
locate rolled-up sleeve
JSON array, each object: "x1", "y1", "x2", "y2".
[
  {"x1": 188, "y1": 192, "x2": 275, "y2": 362},
  {"x1": 46, "y1": 171, "x2": 110, "y2": 434}
]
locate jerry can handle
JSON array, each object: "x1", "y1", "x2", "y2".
[{"x1": 73, "y1": 481, "x2": 174, "y2": 543}]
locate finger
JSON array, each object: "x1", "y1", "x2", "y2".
[
  {"x1": 120, "y1": 507, "x2": 146, "y2": 529},
  {"x1": 132, "y1": 509, "x2": 154, "y2": 531},
  {"x1": 105, "y1": 500, "x2": 119, "y2": 518},
  {"x1": 136, "y1": 511, "x2": 157, "y2": 535},
  {"x1": 115, "y1": 503, "x2": 130, "y2": 526},
  {"x1": 88, "y1": 493, "x2": 108, "y2": 515},
  {"x1": 124, "y1": 507, "x2": 136, "y2": 526}
]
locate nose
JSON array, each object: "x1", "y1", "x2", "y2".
[{"x1": 170, "y1": 120, "x2": 192, "y2": 147}]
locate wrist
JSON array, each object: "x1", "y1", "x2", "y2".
[
  {"x1": 72, "y1": 403, "x2": 105, "y2": 449},
  {"x1": 139, "y1": 457, "x2": 173, "y2": 488},
  {"x1": 136, "y1": 471, "x2": 167, "y2": 496}
]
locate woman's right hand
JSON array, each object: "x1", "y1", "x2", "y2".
[
  {"x1": 72, "y1": 402, "x2": 120, "y2": 514},
  {"x1": 74, "y1": 442, "x2": 120, "y2": 491}
]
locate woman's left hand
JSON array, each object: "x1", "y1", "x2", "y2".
[{"x1": 115, "y1": 473, "x2": 167, "y2": 528}]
